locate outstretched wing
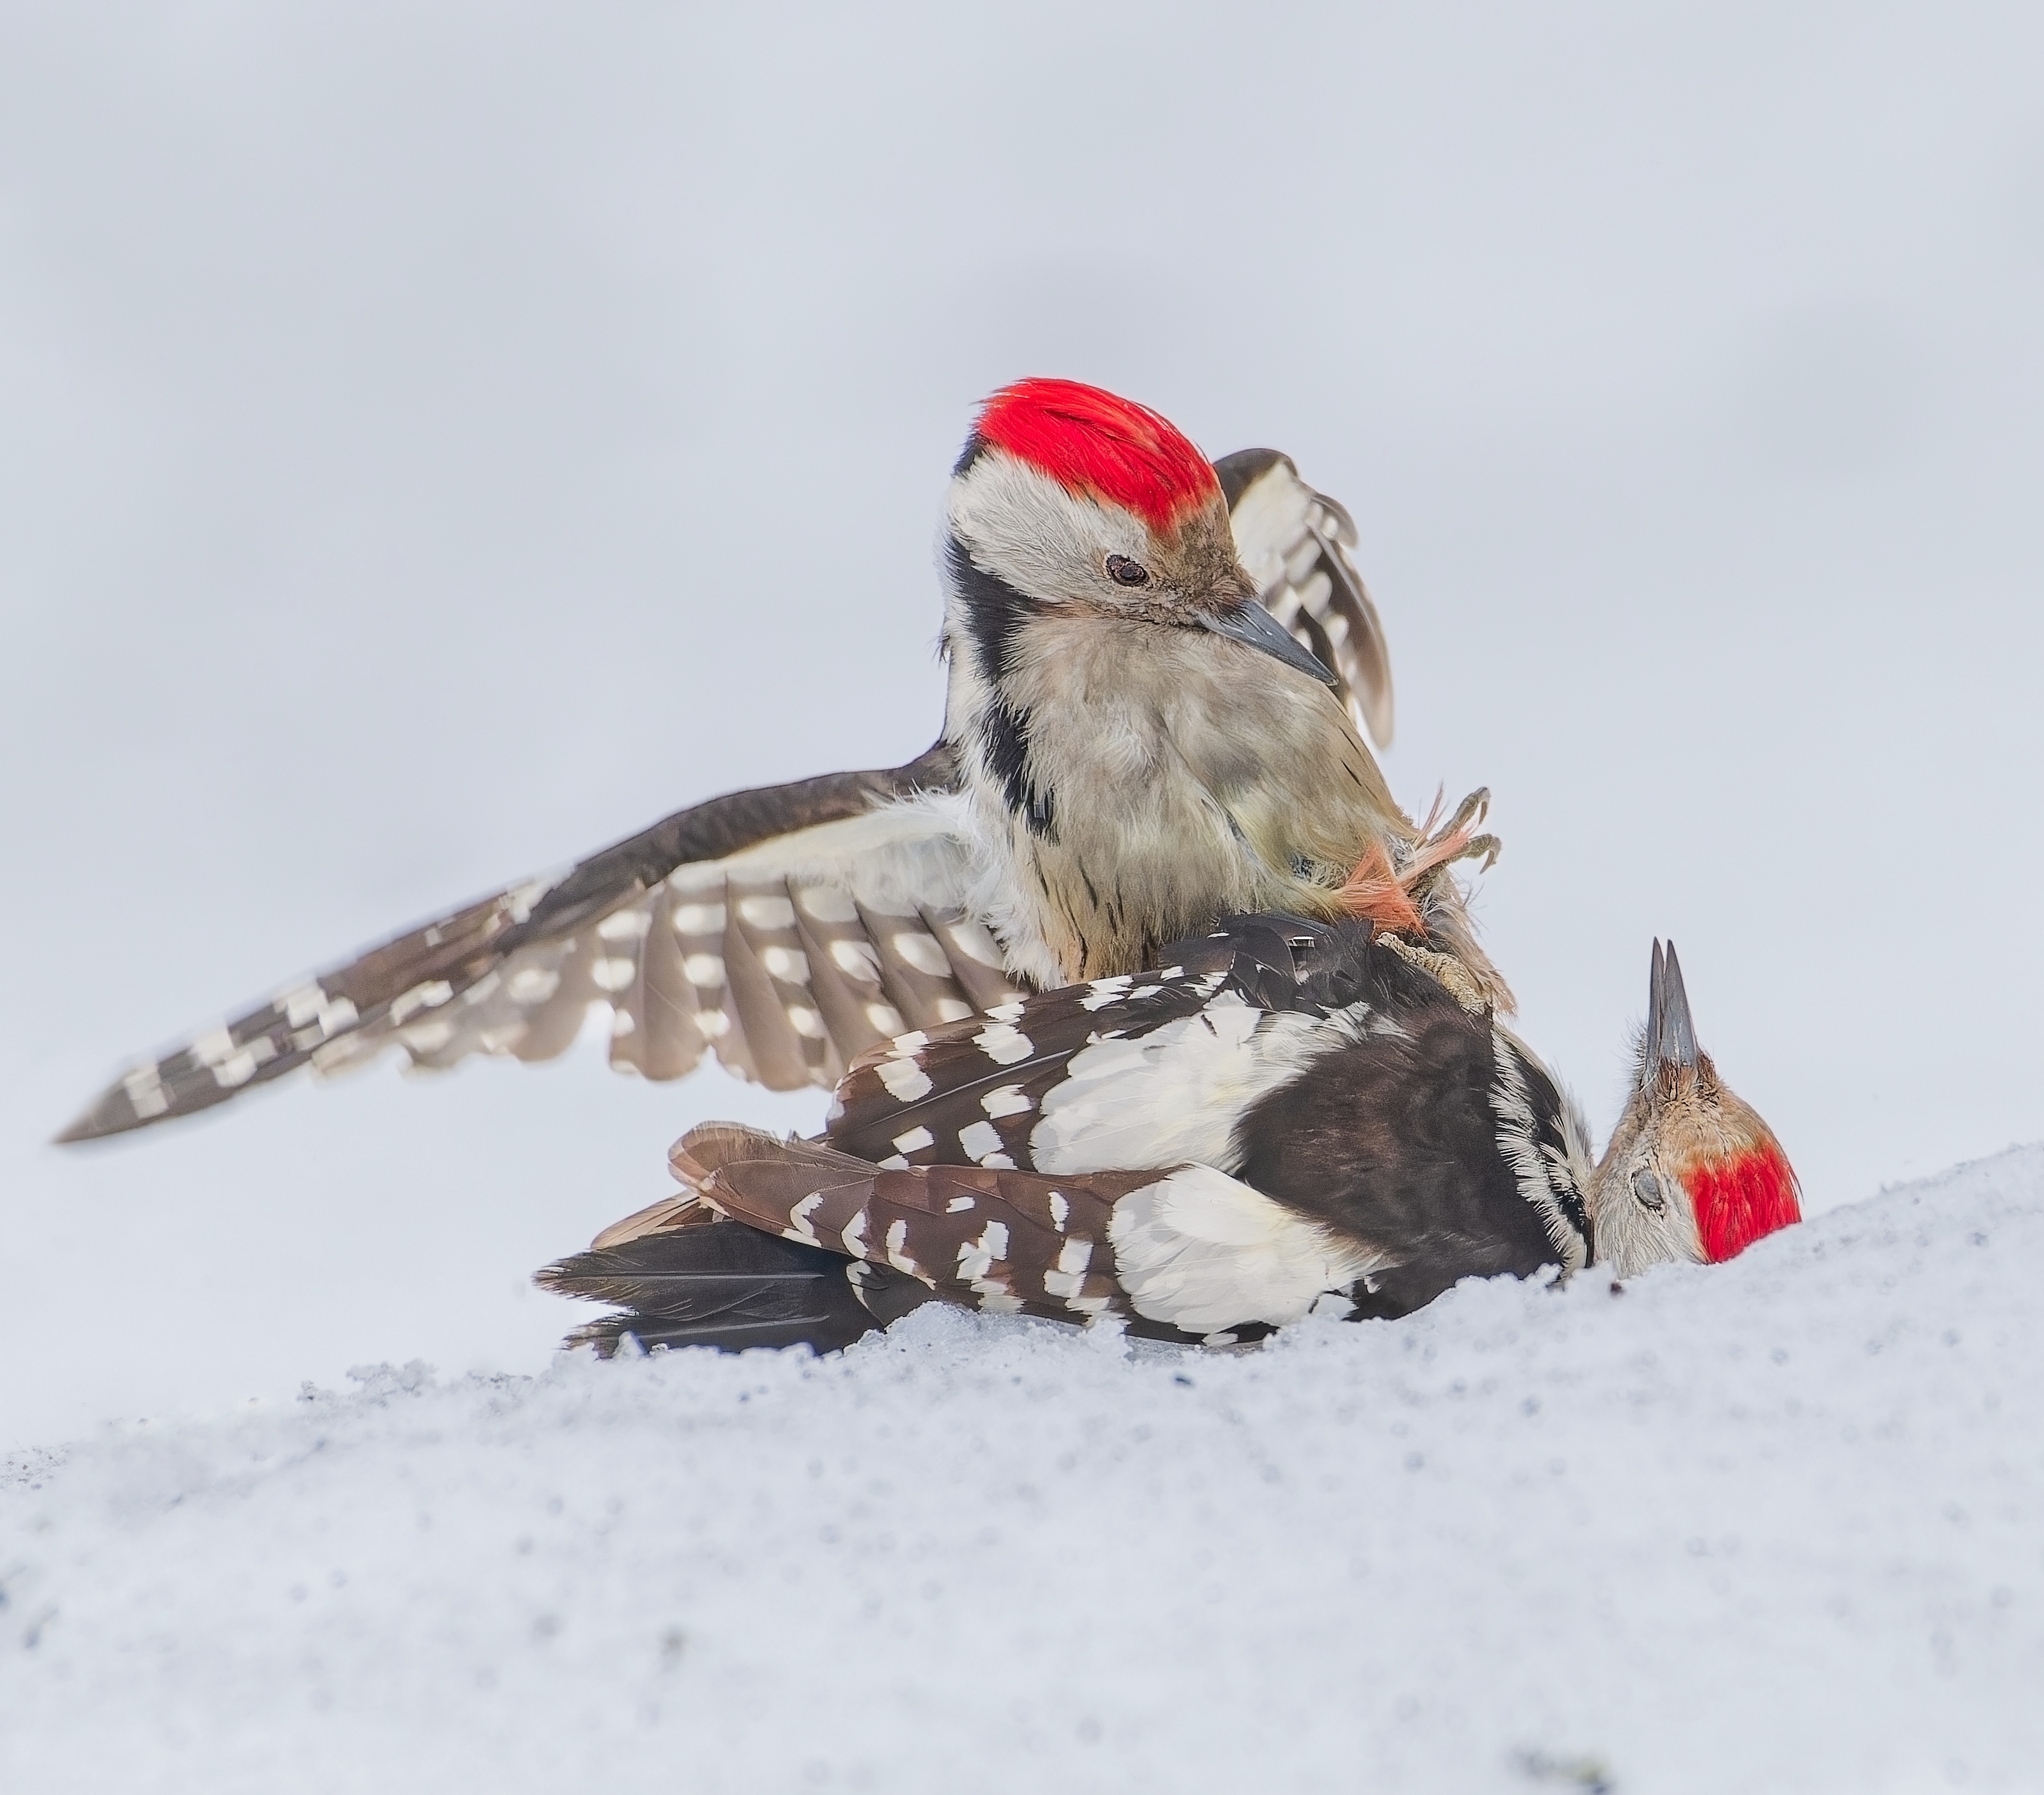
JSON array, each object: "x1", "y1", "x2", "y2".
[
  {"x1": 58, "y1": 743, "x2": 1024, "y2": 1143},
  {"x1": 1217, "y1": 449, "x2": 1394, "y2": 749}
]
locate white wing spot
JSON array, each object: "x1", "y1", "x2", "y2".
[
  {"x1": 891, "y1": 1125, "x2": 935, "y2": 1155},
  {"x1": 389, "y1": 980, "x2": 454, "y2": 1025},
  {"x1": 672, "y1": 903, "x2": 725, "y2": 935},
  {"x1": 973, "y1": 1023, "x2": 1033, "y2": 1066},
  {"x1": 936, "y1": 998, "x2": 974, "y2": 1023},
  {"x1": 877, "y1": 1057, "x2": 934, "y2": 1102},
  {"x1": 761, "y1": 946, "x2": 809, "y2": 982},
  {"x1": 738, "y1": 895, "x2": 798, "y2": 930},
  {"x1": 591, "y1": 957, "x2": 637, "y2": 993},
  {"x1": 796, "y1": 885, "x2": 860, "y2": 924},
  {"x1": 682, "y1": 953, "x2": 726, "y2": 988},
  {"x1": 830, "y1": 939, "x2": 884, "y2": 980},
  {"x1": 507, "y1": 967, "x2": 561, "y2": 1005},
  {"x1": 980, "y1": 1084, "x2": 1033, "y2": 1118},
  {"x1": 783, "y1": 1190, "x2": 825, "y2": 1247},
  {"x1": 891, "y1": 932, "x2": 948, "y2": 976},
  {"x1": 957, "y1": 1120, "x2": 1008, "y2": 1163}
]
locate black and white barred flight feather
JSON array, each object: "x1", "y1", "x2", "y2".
[
  {"x1": 545, "y1": 916, "x2": 1593, "y2": 1353},
  {"x1": 60, "y1": 437, "x2": 1392, "y2": 1144}
]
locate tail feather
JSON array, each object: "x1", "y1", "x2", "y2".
[{"x1": 536, "y1": 1212, "x2": 880, "y2": 1356}]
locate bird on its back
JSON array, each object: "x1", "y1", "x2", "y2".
[
  {"x1": 542, "y1": 924, "x2": 1801, "y2": 1354},
  {"x1": 61, "y1": 379, "x2": 1475, "y2": 1145}
]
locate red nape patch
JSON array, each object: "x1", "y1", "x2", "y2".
[
  {"x1": 974, "y1": 378, "x2": 1219, "y2": 533},
  {"x1": 1686, "y1": 1143, "x2": 1802, "y2": 1263}
]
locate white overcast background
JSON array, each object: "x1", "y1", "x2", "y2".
[{"x1": 1, "y1": 3, "x2": 2039, "y2": 1447}]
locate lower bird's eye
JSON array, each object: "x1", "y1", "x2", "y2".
[
  {"x1": 1631, "y1": 1167, "x2": 1665, "y2": 1211},
  {"x1": 1105, "y1": 554, "x2": 1151, "y2": 587}
]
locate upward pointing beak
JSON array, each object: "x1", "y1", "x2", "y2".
[
  {"x1": 1200, "y1": 600, "x2": 1338, "y2": 686},
  {"x1": 1647, "y1": 939, "x2": 1700, "y2": 1075}
]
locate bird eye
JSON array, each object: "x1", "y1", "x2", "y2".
[
  {"x1": 1630, "y1": 1168, "x2": 1665, "y2": 1211},
  {"x1": 1105, "y1": 555, "x2": 1151, "y2": 587}
]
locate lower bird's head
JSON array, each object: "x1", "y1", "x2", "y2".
[
  {"x1": 942, "y1": 377, "x2": 1334, "y2": 688},
  {"x1": 1591, "y1": 941, "x2": 1801, "y2": 1278}
]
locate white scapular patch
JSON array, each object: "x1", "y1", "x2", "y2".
[
  {"x1": 1027, "y1": 993, "x2": 1336, "y2": 1175},
  {"x1": 1106, "y1": 1164, "x2": 1390, "y2": 1335}
]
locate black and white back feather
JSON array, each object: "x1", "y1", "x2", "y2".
[
  {"x1": 544, "y1": 915, "x2": 1593, "y2": 1353},
  {"x1": 60, "y1": 457, "x2": 1394, "y2": 1142}
]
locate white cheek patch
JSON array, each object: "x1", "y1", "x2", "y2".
[{"x1": 1105, "y1": 1164, "x2": 1390, "y2": 1335}]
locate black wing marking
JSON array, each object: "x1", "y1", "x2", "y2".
[
  {"x1": 1218, "y1": 448, "x2": 1395, "y2": 749},
  {"x1": 58, "y1": 743, "x2": 1028, "y2": 1142}
]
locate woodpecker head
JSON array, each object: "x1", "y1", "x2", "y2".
[
  {"x1": 1591, "y1": 941, "x2": 1801, "y2": 1278},
  {"x1": 942, "y1": 377, "x2": 1336, "y2": 689}
]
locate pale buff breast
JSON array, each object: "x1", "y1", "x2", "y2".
[{"x1": 978, "y1": 616, "x2": 1410, "y2": 980}]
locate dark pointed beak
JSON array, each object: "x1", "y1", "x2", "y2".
[
  {"x1": 1647, "y1": 939, "x2": 1700, "y2": 1076},
  {"x1": 1200, "y1": 600, "x2": 1338, "y2": 686}
]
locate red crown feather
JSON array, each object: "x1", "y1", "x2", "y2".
[{"x1": 974, "y1": 378, "x2": 1220, "y2": 533}]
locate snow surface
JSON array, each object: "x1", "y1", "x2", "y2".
[{"x1": 4, "y1": 1147, "x2": 2039, "y2": 1794}]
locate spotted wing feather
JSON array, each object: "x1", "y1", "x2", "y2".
[
  {"x1": 59, "y1": 744, "x2": 1026, "y2": 1142},
  {"x1": 1217, "y1": 449, "x2": 1394, "y2": 749},
  {"x1": 682, "y1": 1124, "x2": 1230, "y2": 1342}
]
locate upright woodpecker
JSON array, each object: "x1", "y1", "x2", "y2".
[
  {"x1": 542, "y1": 926, "x2": 1801, "y2": 1353},
  {"x1": 63, "y1": 379, "x2": 1487, "y2": 1144}
]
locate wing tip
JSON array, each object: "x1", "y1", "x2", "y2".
[{"x1": 53, "y1": 1088, "x2": 144, "y2": 1145}]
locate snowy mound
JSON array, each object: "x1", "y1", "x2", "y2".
[{"x1": 4, "y1": 1149, "x2": 2041, "y2": 1794}]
